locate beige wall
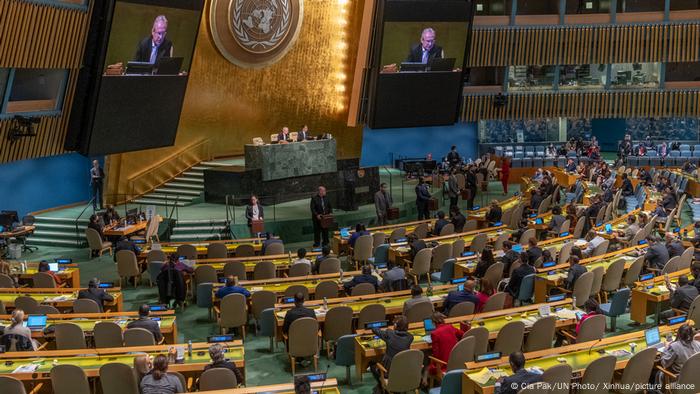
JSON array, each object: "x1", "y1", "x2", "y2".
[{"x1": 107, "y1": 0, "x2": 367, "y2": 197}]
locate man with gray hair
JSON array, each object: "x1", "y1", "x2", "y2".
[
  {"x1": 134, "y1": 15, "x2": 173, "y2": 63},
  {"x1": 406, "y1": 27, "x2": 443, "y2": 64}
]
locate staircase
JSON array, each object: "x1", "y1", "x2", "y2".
[
  {"x1": 28, "y1": 216, "x2": 88, "y2": 247},
  {"x1": 170, "y1": 218, "x2": 230, "y2": 241},
  {"x1": 132, "y1": 161, "x2": 231, "y2": 207}
]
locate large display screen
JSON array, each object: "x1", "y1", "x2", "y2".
[
  {"x1": 66, "y1": 0, "x2": 204, "y2": 156},
  {"x1": 365, "y1": 0, "x2": 474, "y2": 129}
]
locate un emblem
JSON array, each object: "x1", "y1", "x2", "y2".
[{"x1": 209, "y1": 0, "x2": 303, "y2": 68}]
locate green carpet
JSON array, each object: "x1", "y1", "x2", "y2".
[{"x1": 10, "y1": 178, "x2": 688, "y2": 392}]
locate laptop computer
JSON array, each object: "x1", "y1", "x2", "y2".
[
  {"x1": 154, "y1": 57, "x2": 183, "y2": 75},
  {"x1": 605, "y1": 223, "x2": 613, "y2": 234},
  {"x1": 26, "y1": 315, "x2": 47, "y2": 331},
  {"x1": 339, "y1": 228, "x2": 351, "y2": 238},
  {"x1": 48, "y1": 262, "x2": 59, "y2": 272},
  {"x1": 645, "y1": 327, "x2": 665, "y2": 350}
]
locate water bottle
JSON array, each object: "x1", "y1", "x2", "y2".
[
  {"x1": 187, "y1": 340, "x2": 192, "y2": 358},
  {"x1": 572, "y1": 296, "x2": 577, "y2": 309},
  {"x1": 426, "y1": 285, "x2": 433, "y2": 297},
  {"x1": 323, "y1": 297, "x2": 328, "y2": 310}
]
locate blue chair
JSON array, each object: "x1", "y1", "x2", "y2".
[
  {"x1": 514, "y1": 151, "x2": 524, "y2": 159},
  {"x1": 627, "y1": 157, "x2": 639, "y2": 167},
  {"x1": 599, "y1": 288, "x2": 630, "y2": 331},
  {"x1": 680, "y1": 144, "x2": 690, "y2": 151},
  {"x1": 532, "y1": 158, "x2": 543, "y2": 168},
  {"x1": 515, "y1": 274, "x2": 535, "y2": 306},
  {"x1": 259, "y1": 308, "x2": 277, "y2": 352},
  {"x1": 638, "y1": 157, "x2": 649, "y2": 166},
  {"x1": 681, "y1": 150, "x2": 691, "y2": 158},
  {"x1": 535, "y1": 146, "x2": 545, "y2": 157},
  {"x1": 522, "y1": 158, "x2": 533, "y2": 168},
  {"x1": 670, "y1": 150, "x2": 681, "y2": 157},
  {"x1": 557, "y1": 157, "x2": 566, "y2": 168},
  {"x1": 429, "y1": 369, "x2": 465, "y2": 394},
  {"x1": 692, "y1": 150, "x2": 700, "y2": 158},
  {"x1": 334, "y1": 334, "x2": 356, "y2": 385},
  {"x1": 511, "y1": 158, "x2": 522, "y2": 168},
  {"x1": 431, "y1": 258, "x2": 455, "y2": 284},
  {"x1": 196, "y1": 283, "x2": 214, "y2": 321},
  {"x1": 647, "y1": 150, "x2": 658, "y2": 157},
  {"x1": 368, "y1": 244, "x2": 389, "y2": 266},
  {"x1": 649, "y1": 157, "x2": 662, "y2": 167}
]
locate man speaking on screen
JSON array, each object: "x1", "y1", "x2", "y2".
[
  {"x1": 134, "y1": 15, "x2": 174, "y2": 63},
  {"x1": 405, "y1": 27, "x2": 443, "y2": 64}
]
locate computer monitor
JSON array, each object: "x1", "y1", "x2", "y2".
[
  {"x1": 339, "y1": 228, "x2": 350, "y2": 238},
  {"x1": 428, "y1": 57, "x2": 455, "y2": 72},
  {"x1": 400, "y1": 62, "x2": 427, "y2": 72},
  {"x1": 48, "y1": 262, "x2": 59, "y2": 272},
  {"x1": 512, "y1": 244, "x2": 523, "y2": 253},
  {"x1": 27, "y1": 315, "x2": 47, "y2": 329},
  {"x1": 645, "y1": 327, "x2": 661, "y2": 347},
  {"x1": 605, "y1": 223, "x2": 612, "y2": 233},
  {"x1": 154, "y1": 57, "x2": 183, "y2": 75},
  {"x1": 125, "y1": 61, "x2": 153, "y2": 75},
  {"x1": 535, "y1": 218, "x2": 543, "y2": 225}
]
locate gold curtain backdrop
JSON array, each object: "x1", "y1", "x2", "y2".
[{"x1": 106, "y1": 0, "x2": 366, "y2": 198}]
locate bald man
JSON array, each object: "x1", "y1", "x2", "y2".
[{"x1": 406, "y1": 27, "x2": 443, "y2": 64}]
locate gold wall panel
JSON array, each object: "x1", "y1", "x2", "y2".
[
  {"x1": 106, "y1": 0, "x2": 366, "y2": 198},
  {"x1": 460, "y1": 90, "x2": 700, "y2": 121},
  {"x1": 468, "y1": 22, "x2": 700, "y2": 67},
  {"x1": 0, "y1": 0, "x2": 92, "y2": 164}
]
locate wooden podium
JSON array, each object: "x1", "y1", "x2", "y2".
[
  {"x1": 251, "y1": 219, "x2": 264, "y2": 234},
  {"x1": 387, "y1": 207, "x2": 399, "y2": 220},
  {"x1": 320, "y1": 214, "x2": 335, "y2": 229}
]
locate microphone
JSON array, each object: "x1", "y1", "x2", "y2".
[
  {"x1": 317, "y1": 364, "x2": 331, "y2": 393},
  {"x1": 587, "y1": 337, "x2": 604, "y2": 355}
]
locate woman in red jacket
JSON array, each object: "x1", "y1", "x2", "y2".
[
  {"x1": 427, "y1": 312, "x2": 464, "y2": 381},
  {"x1": 501, "y1": 158, "x2": 510, "y2": 195}
]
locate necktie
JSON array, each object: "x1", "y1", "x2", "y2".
[
  {"x1": 149, "y1": 45, "x2": 158, "y2": 63},
  {"x1": 421, "y1": 49, "x2": 428, "y2": 64},
  {"x1": 320, "y1": 197, "x2": 324, "y2": 212}
]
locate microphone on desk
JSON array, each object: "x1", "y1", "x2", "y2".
[
  {"x1": 588, "y1": 337, "x2": 604, "y2": 355},
  {"x1": 318, "y1": 364, "x2": 331, "y2": 393}
]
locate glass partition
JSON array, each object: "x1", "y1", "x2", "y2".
[
  {"x1": 5, "y1": 68, "x2": 68, "y2": 114},
  {"x1": 609, "y1": 63, "x2": 660, "y2": 89},
  {"x1": 479, "y1": 118, "x2": 560, "y2": 143},
  {"x1": 559, "y1": 64, "x2": 607, "y2": 90},
  {"x1": 508, "y1": 65, "x2": 556, "y2": 91},
  {"x1": 626, "y1": 118, "x2": 700, "y2": 141}
]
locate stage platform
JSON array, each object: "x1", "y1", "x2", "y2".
[{"x1": 29, "y1": 169, "x2": 519, "y2": 245}]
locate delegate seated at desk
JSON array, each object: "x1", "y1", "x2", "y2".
[
  {"x1": 277, "y1": 127, "x2": 292, "y2": 143},
  {"x1": 134, "y1": 15, "x2": 173, "y2": 63},
  {"x1": 406, "y1": 27, "x2": 443, "y2": 64}
]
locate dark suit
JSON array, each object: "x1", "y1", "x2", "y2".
[
  {"x1": 133, "y1": 37, "x2": 172, "y2": 63},
  {"x1": 670, "y1": 284, "x2": 699, "y2": 310},
  {"x1": 506, "y1": 264, "x2": 535, "y2": 297},
  {"x1": 77, "y1": 288, "x2": 114, "y2": 313},
  {"x1": 495, "y1": 369, "x2": 542, "y2": 394},
  {"x1": 447, "y1": 175, "x2": 460, "y2": 208},
  {"x1": 645, "y1": 242, "x2": 670, "y2": 270},
  {"x1": 374, "y1": 190, "x2": 392, "y2": 225},
  {"x1": 444, "y1": 289, "x2": 480, "y2": 313},
  {"x1": 310, "y1": 194, "x2": 332, "y2": 246},
  {"x1": 415, "y1": 183, "x2": 431, "y2": 220},
  {"x1": 666, "y1": 240, "x2": 684, "y2": 259},
  {"x1": 276, "y1": 132, "x2": 292, "y2": 142},
  {"x1": 434, "y1": 219, "x2": 449, "y2": 236},
  {"x1": 451, "y1": 212, "x2": 466, "y2": 233},
  {"x1": 343, "y1": 274, "x2": 379, "y2": 293},
  {"x1": 126, "y1": 317, "x2": 163, "y2": 343},
  {"x1": 282, "y1": 306, "x2": 316, "y2": 334},
  {"x1": 405, "y1": 44, "x2": 443, "y2": 63},
  {"x1": 565, "y1": 264, "x2": 588, "y2": 290},
  {"x1": 485, "y1": 206, "x2": 502, "y2": 225},
  {"x1": 296, "y1": 130, "x2": 308, "y2": 141}
]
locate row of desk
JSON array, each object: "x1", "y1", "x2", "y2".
[{"x1": 0, "y1": 287, "x2": 123, "y2": 312}]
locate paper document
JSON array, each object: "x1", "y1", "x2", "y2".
[
  {"x1": 13, "y1": 364, "x2": 38, "y2": 373},
  {"x1": 468, "y1": 367, "x2": 507, "y2": 385}
]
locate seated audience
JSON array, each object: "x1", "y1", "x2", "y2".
[
  {"x1": 312, "y1": 246, "x2": 332, "y2": 274},
  {"x1": 495, "y1": 351, "x2": 542, "y2": 394},
  {"x1": 77, "y1": 278, "x2": 114, "y2": 312},
  {"x1": 485, "y1": 200, "x2": 502, "y2": 226},
  {"x1": 506, "y1": 252, "x2": 535, "y2": 298},
  {"x1": 548, "y1": 205, "x2": 565, "y2": 234},
  {"x1": 161, "y1": 254, "x2": 194, "y2": 274},
  {"x1": 408, "y1": 233, "x2": 427, "y2": 260},
  {"x1": 216, "y1": 275, "x2": 251, "y2": 299},
  {"x1": 427, "y1": 312, "x2": 464, "y2": 377},
  {"x1": 476, "y1": 278, "x2": 494, "y2": 312},
  {"x1": 282, "y1": 292, "x2": 316, "y2": 335},
  {"x1": 403, "y1": 285, "x2": 433, "y2": 315},
  {"x1": 645, "y1": 235, "x2": 670, "y2": 271},
  {"x1": 114, "y1": 235, "x2": 141, "y2": 260},
  {"x1": 102, "y1": 205, "x2": 120, "y2": 224},
  {"x1": 665, "y1": 232, "x2": 685, "y2": 258},
  {"x1": 565, "y1": 256, "x2": 587, "y2": 290},
  {"x1": 525, "y1": 238, "x2": 542, "y2": 265},
  {"x1": 348, "y1": 224, "x2": 370, "y2": 247},
  {"x1": 1, "y1": 309, "x2": 36, "y2": 350},
  {"x1": 133, "y1": 354, "x2": 152, "y2": 383},
  {"x1": 88, "y1": 214, "x2": 104, "y2": 238},
  {"x1": 37, "y1": 260, "x2": 63, "y2": 286},
  {"x1": 0, "y1": 259, "x2": 17, "y2": 287},
  {"x1": 659, "y1": 324, "x2": 700, "y2": 376},
  {"x1": 575, "y1": 298, "x2": 599, "y2": 334},
  {"x1": 261, "y1": 232, "x2": 283, "y2": 254},
  {"x1": 140, "y1": 354, "x2": 183, "y2": 394},
  {"x1": 617, "y1": 215, "x2": 640, "y2": 244},
  {"x1": 380, "y1": 262, "x2": 406, "y2": 292},
  {"x1": 127, "y1": 304, "x2": 163, "y2": 343},
  {"x1": 501, "y1": 241, "x2": 519, "y2": 274},
  {"x1": 450, "y1": 206, "x2": 466, "y2": 233},
  {"x1": 667, "y1": 275, "x2": 699, "y2": 311},
  {"x1": 474, "y1": 248, "x2": 496, "y2": 278},
  {"x1": 292, "y1": 248, "x2": 311, "y2": 267},
  {"x1": 204, "y1": 343, "x2": 244, "y2": 384},
  {"x1": 433, "y1": 211, "x2": 449, "y2": 236},
  {"x1": 344, "y1": 264, "x2": 379, "y2": 293},
  {"x1": 369, "y1": 316, "x2": 413, "y2": 391},
  {"x1": 444, "y1": 279, "x2": 480, "y2": 313},
  {"x1": 653, "y1": 199, "x2": 669, "y2": 219}
]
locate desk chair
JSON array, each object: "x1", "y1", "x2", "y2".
[
  {"x1": 217, "y1": 293, "x2": 248, "y2": 338},
  {"x1": 388, "y1": 228, "x2": 406, "y2": 243},
  {"x1": 482, "y1": 291, "x2": 506, "y2": 312},
  {"x1": 32, "y1": 272, "x2": 59, "y2": 288},
  {"x1": 50, "y1": 365, "x2": 90, "y2": 394},
  {"x1": 431, "y1": 258, "x2": 455, "y2": 284},
  {"x1": 0, "y1": 274, "x2": 14, "y2": 288},
  {"x1": 615, "y1": 347, "x2": 656, "y2": 394},
  {"x1": 176, "y1": 244, "x2": 197, "y2": 260},
  {"x1": 410, "y1": 248, "x2": 433, "y2": 285},
  {"x1": 55, "y1": 323, "x2": 87, "y2": 350},
  {"x1": 319, "y1": 258, "x2": 341, "y2": 274},
  {"x1": 351, "y1": 282, "x2": 376, "y2": 296},
  {"x1": 94, "y1": 322, "x2": 123, "y2": 348},
  {"x1": 223, "y1": 261, "x2": 246, "y2": 280},
  {"x1": 286, "y1": 317, "x2": 320, "y2": 375},
  {"x1": 259, "y1": 308, "x2": 277, "y2": 352},
  {"x1": 196, "y1": 283, "x2": 214, "y2": 321},
  {"x1": 448, "y1": 301, "x2": 475, "y2": 317},
  {"x1": 599, "y1": 288, "x2": 630, "y2": 331},
  {"x1": 464, "y1": 326, "x2": 489, "y2": 356},
  {"x1": 428, "y1": 369, "x2": 464, "y2": 394},
  {"x1": 250, "y1": 290, "x2": 275, "y2": 332},
  {"x1": 124, "y1": 327, "x2": 156, "y2": 346},
  {"x1": 234, "y1": 244, "x2": 255, "y2": 257},
  {"x1": 86, "y1": 228, "x2": 112, "y2": 258},
  {"x1": 314, "y1": 280, "x2": 339, "y2": 299},
  {"x1": 288, "y1": 263, "x2": 310, "y2": 277},
  {"x1": 323, "y1": 306, "x2": 353, "y2": 357},
  {"x1": 357, "y1": 303, "x2": 386, "y2": 328},
  {"x1": 658, "y1": 352, "x2": 700, "y2": 394},
  {"x1": 14, "y1": 296, "x2": 39, "y2": 314},
  {"x1": 18, "y1": 215, "x2": 37, "y2": 253},
  {"x1": 72, "y1": 298, "x2": 101, "y2": 313},
  {"x1": 283, "y1": 285, "x2": 309, "y2": 300},
  {"x1": 253, "y1": 261, "x2": 276, "y2": 280},
  {"x1": 541, "y1": 364, "x2": 572, "y2": 394},
  {"x1": 469, "y1": 233, "x2": 488, "y2": 254},
  {"x1": 376, "y1": 349, "x2": 423, "y2": 394},
  {"x1": 405, "y1": 300, "x2": 434, "y2": 323},
  {"x1": 580, "y1": 355, "x2": 616, "y2": 394},
  {"x1": 0, "y1": 376, "x2": 30, "y2": 394},
  {"x1": 493, "y1": 320, "x2": 525, "y2": 355},
  {"x1": 369, "y1": 244, "x2": 390, "y2": 266},
  {"x1": 199, "y1": 368, "x2": 238, "y2": 390},
  {"x1": 207, "y1": 243, "x2": 228, "y2": 259},
  {"x1": 523, "y1": 315, "x2": 555, "y2": 352},
  {"x1": 99, "y1": 362, "x2": 139, "y2": 394},
  {"x1": 451, "y1": 239, "x2": 466, "y2": 257},
  {"x1": 431, "y1": 243, "x2": 453, "y2": 272},
  {"x1": 428, "y1": 336, "x2": 475, "y2": 385},
  {"x1": 334, "y1": 335, "x2": 356, "y2": 385}
]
